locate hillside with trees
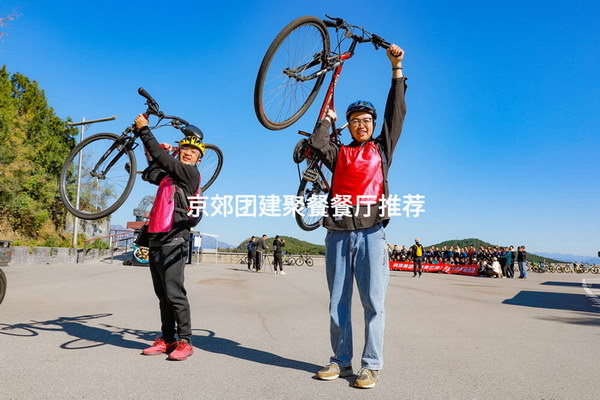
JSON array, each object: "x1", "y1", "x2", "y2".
[
  {"x1": 0, "y1": 66, "x2": 77, "y2": 245},
  {"x1": 426, "y1": 238, "x2": 560, "y2": 263}
]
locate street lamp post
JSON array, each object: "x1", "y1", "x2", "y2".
[{"x1": 68, "y1": 116, "x2": 116, "y2": 248}]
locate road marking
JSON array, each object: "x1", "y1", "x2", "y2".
[{"x1": 581, "y1": 278, "x2": 600, "y2": 307}]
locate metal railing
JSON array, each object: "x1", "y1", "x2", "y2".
[{"x1": 81, "y1": 229, "x2": 135, "y2": 263}]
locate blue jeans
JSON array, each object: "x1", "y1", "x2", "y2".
[
  {"x1": 325, "y1": 223, "x2": 389, "y2": 370},
  {"x1": 518, "y1": 261, "x2": 528, "y2": 278}
]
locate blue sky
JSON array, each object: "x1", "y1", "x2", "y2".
[{"x1": 1, "y1": 0, "x2": 598, "y2": 256}]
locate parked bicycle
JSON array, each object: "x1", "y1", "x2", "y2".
[
  {"x1": 59, "y1": 88, "x2": 223, "y2": 220},
  {"x1": 530, "y1": 261, "x2": 550, "y2": 273},
  {"x1": 0, "y1": 268, "x2": 6, "y2": 304},
  {"x1": 572, "y1": 262, "x2": 598, "y2": 274},
  {"x1": 294, "y1": 253, "x2": 314, "y2": 267},
  {"x1": 254, "y1": 15, "x2": 391, "y2": 231},
  {"x1": 281, "y1": 252, "x2": 296, "y2": 266}
]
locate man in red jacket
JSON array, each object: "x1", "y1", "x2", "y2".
[{"x1": 311, "y1": 44, "x2": 407, "y2": 388}]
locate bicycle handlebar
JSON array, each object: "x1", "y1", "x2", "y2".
[
  {"x1": 323, "y1": 15, "x2": 391, "y2": 50},
  {"x1": 137, "y1": 88, "x2": 191, "y2": 133}
]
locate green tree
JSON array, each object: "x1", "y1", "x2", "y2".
[{"x1": 0, "y1": 66, "x2": 76, "y2": 238}]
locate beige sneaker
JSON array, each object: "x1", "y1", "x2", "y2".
[
  {"x1": 354, "y1": 368, "x2": 379, "y2": 389},
  {"x1": 280, "y1": 271, "x2": 287, "y2": 275},
  {"x1": 316, "y1": 363, "x2": 353, "y2": 380}
]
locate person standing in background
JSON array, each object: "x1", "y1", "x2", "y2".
[
  {"x1": 254, "y1": 234, "x2": 268, "y2": 272},
  {"x1": 517, "y1": 246, "x2": 528, "y2": 279},
  {"x1": 247, "y1": 236, "x2": 256, "y2": 271},
  {"x1": 273, "y1": 236, "x2": 286, "y2": 275}
]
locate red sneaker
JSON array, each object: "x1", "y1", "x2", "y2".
[
  {"x1": 167, "y1": 340, "x2": 194, "y2": 361},
  {"x1": 141, "y1": 338, "x2": 176, "y2": 356}
]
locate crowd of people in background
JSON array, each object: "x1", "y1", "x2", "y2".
[{"x1": 389, "y1": 243, "x2": 529, "y2": 279}]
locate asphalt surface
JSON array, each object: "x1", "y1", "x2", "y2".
[{"x1": 1, "y1": 261, "x2": 599, "y2": 399}]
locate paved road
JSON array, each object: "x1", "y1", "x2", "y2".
[{"x1": 1, "y1": 262, "x2": 599, "y2": 399}]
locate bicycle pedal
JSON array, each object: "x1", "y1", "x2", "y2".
[{"x1": 302, "y1": 169, "x2": 319, "y2": 182}]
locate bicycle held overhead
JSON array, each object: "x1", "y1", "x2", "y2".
[
  {"x1": 254, "y1": 15, "x2": 394, "y2": 231},
  {"x1": 59, "y1": 88, "x2": 223, "y2": 220}
]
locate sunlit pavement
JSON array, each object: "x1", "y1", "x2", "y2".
[{"x1": 1, "y1": 262, "x2": 599, "y2": 399}]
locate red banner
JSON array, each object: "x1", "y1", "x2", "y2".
[{"x1": 389, "y1": 261, "x2": 479, "y2": 276}]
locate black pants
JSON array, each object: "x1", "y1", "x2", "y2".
[
  {"x1": 273, "y1": 252, "x2": 283, "y2": 271},
  {"x1": 255, "y1": 251, "x2": 263, "y2": 270},
  {"x1": 413, "y1": 256, "x2": 423, "y2": 276},
  {"x1": 149, "y1": 238, "x2": 191, "y2": 343},
  {"x1": 247, "y1": 250, "x2": 255, "y2": 269}
]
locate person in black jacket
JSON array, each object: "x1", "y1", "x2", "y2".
[
  {"x1": 134, "y1": 114, "x2": 203, "y2": 361},
  {"x1": 247, "y1": 236, "x2": 256, "y2": 270},
  {"x1": 272, "y1": 236, "x2": 286, "y2": 274},
  {"x1": 517, "y1": 246, "x2": 528, "y2": 278},
  {"x1": 311, "y1": 44, "x2": 407, "y2": 389}
]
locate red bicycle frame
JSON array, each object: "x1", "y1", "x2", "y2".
[{"x1": 299, "y1": 51, "x2": 353, "y2": 162}]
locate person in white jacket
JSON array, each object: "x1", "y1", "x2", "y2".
[{"x1": 488, "y1": 257, "x2": 503, "y2": 278}]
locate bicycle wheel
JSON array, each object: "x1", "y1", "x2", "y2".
[
  {"x1": 295, "y1": 163, "x2": 331, "y2": 231},
  {"x1": 59, "y1": 133, "x2": 136, "y2": 220},
  {"x1": 295, "y1": 257, "x2": 304, "y2": 266},
  {"x1": 199, "y1": 143, "x2": 223, "y2": 192},
  {"x1": 0, "y1": 268, "x2": 6, "y2": 304},
  {"x1": 305, "y1": 257, "x2": 314, "y2": 267},
  {"x1": 254, "y1": 15, "x2": 330, "y2": 130}
]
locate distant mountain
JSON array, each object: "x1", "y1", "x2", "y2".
[
  {"x1": 430, "y1": 238, "x2": 494, "y2": 249},
  {"x1": 196, "y1": 235, "x2": 232, "y2": 249},
  {"x1": 233, "y1": 236, "x2": 325, "y2": 255},
  {"x1": 535, "y1": 252, "x2": 600, "y2": 264}
]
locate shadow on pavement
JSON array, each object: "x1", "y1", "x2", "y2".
[
  {"x1": 536, "y1": 315, "x2": 600, "y2": 327},
  {"x1": 0, "y1": 314, "x2": 152, "y2": 350},
  {"x1": 503, "y1": 291, "x2": 600, "y2": 313},
  {"x1": 541, "y1": 281, "x2": 600, "y2": 289},
  {"x1": 226, "y1": 268, "x2": 252, "y2": 272},
  {"x1": 1, "y1": 316, "x2": 324, "y2": 371},
  {"x1": 192, "y1": 328, "x2": 321, "y2": 373}
]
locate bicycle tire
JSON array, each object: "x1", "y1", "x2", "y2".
[
  {"x1": 305, "y1": 257, "x2": 314, "y2": 267},
  {"x1": 560, "y1": 265, "x2": 577, "y2": 274},
  {"x1": 254, "y1": 15, "x2": 330, "y2": 130},
  {"x1": 59, "y1": 133, "x2": 136, "y2": 220},
  {"x1": 0, "y1": 268, "x2": 6, "y2": 305},
  {"x1": 199, "y1": 143, "x2": 223, "y2": 192},
  {"x1": 295, "y1": 174, "x2": 330, "y2": 231},
  {"x1": 295, "y1": 257, "x2": 304, "y2": 266}
]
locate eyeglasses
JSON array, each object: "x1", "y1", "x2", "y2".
[{"x1": 349, "y1": 117, "x2": 373, "y2": 126}]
